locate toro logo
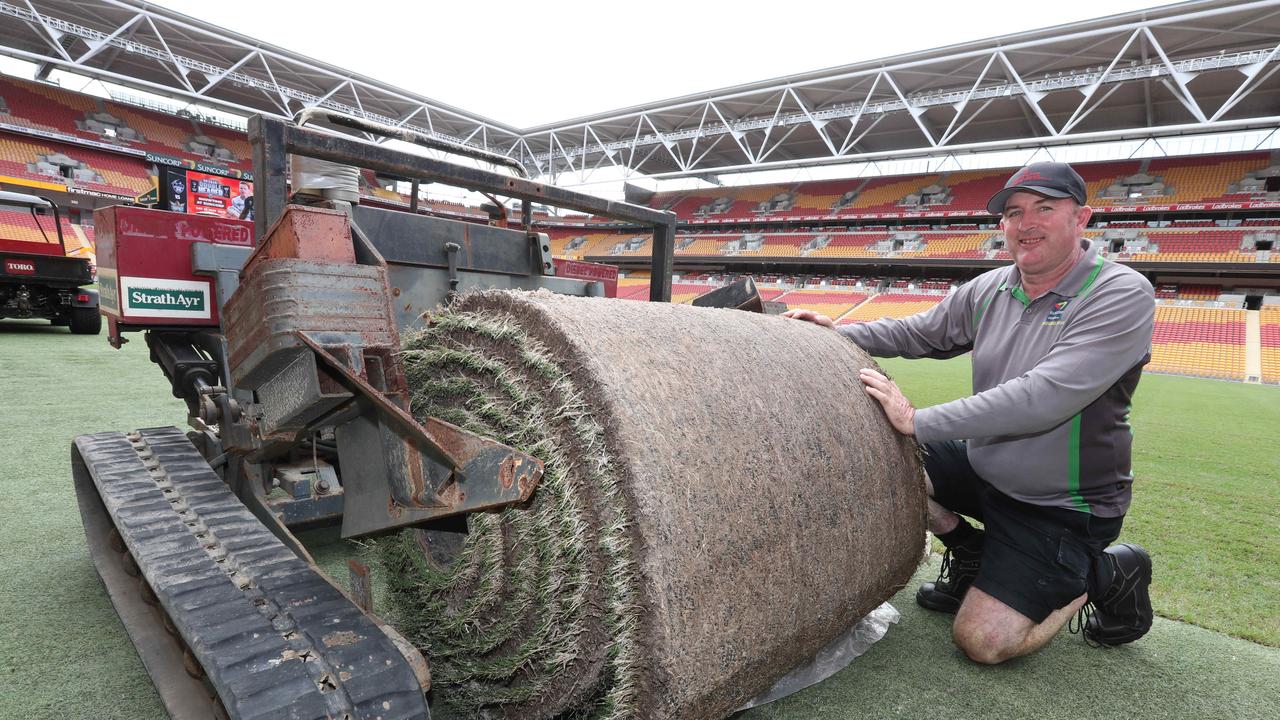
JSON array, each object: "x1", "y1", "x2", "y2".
[{"x1": 4, "y1": 259, "x2": 36, "y2": 275}]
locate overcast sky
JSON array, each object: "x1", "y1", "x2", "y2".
[{"x1": 151, "y1": 0, "x2": 1175, "y2": 129}]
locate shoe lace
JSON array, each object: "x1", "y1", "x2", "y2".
[
  {"x1": 936, "y1": 548, "x2": 954, "y2": 584},
  {"x1": 1070, "y1": 600, "x2": 1104, "y2": 648}
]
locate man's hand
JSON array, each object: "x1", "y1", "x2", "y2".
[
  {"x1": 782, "y1": 308, "x2": 835, "y2": 329},
  {"x1": 859, "y1": 368, "x2": 916, "y2": 436}
]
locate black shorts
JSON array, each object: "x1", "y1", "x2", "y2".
[{"x1": 922, "y1": 440, "x2": 1124, "y2": 623}]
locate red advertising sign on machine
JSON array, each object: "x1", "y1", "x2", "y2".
[
  {"x1": 554, "y1": 258, "x2": 618, "y2": 298},
  {"x1": 94, "y1": 206, "x2": 253, "y2": 333}
]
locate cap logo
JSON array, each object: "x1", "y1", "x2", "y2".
[{"x1": 1011, "y1": 168, "x2": 1046, "y2": 185}]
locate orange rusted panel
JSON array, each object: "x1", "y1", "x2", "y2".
[{"x1": 245, "y1": 205, "x2": 354, "y2": 275}]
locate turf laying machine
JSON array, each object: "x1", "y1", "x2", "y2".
[{"x1": 73, "y1": 112, "x2": 681, "y2": 720}]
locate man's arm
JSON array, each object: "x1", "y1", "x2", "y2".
[
  {"x1": 835, "y1": 282, "x2": 981, "y2": 359},
  {"x1": 913, "y1": 278, "x2": 1154, "y2": 444}
]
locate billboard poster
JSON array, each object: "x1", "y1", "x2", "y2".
[
  {"x1": 160, "y1": 165, "x2": 188, "y2": 213},
  {"x1": 186, "y1": 170, "x2": 254, "y2": 220},
  {"x1": 157, "y1": 167, "x2": 253, "y2": 220}
]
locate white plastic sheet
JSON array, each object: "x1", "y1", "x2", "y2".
[{"x1": 736, "y1": 601, "x2": 902, "y2": 711}]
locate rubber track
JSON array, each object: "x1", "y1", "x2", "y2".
[{"x1": 75, "y1": 426, "x2": 429, "y2": 720}]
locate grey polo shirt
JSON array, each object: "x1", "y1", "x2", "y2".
[{"x1": 839, "y1": 240, "x2": 1154, "y2": 517}]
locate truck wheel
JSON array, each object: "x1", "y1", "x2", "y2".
[{"x1": 69, "y1": 306, "x2": 102, "y2": 335}]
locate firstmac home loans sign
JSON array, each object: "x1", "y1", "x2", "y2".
[{"x1": 120, "y1": 276, "x2": 211, "y2": 319}]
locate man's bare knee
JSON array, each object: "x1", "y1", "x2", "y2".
[
  {"x1": 951, "y1": 588, "x2": 1034, "y2": 664},
  {"x1": 952, "y1": 618, "x2": 1018, "y2": 665}
]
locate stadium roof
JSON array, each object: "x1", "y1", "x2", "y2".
[{"x1": 1, "y1": 0, "x2": 1278, "y2": 181}]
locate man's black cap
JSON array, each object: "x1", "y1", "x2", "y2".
[{"x1": 986, "y1": 162, "x2": 1087, "y2": 215}]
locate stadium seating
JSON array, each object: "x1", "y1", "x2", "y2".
[
  {"x1": 613, "y1": 279, "x2": 718, "y2": 303},
  {"x1": 1126, "y1": 230, "x2": 1253, "y2": 263},
  {"x1": 788, "y1": 178, "x2": 860, "y2": 215},
  {"x1": 648, "y1": 152, "x2": 1277, "y2": 220},
  {"x1": 1076, "y1": 160, "x2": 1145, "y2": 204},
  {"x1": 555, "y1": 227, "x2": 1268, "y2": 265},
  {"x1": 0, "y1": 75, "x2": 252, "y2": 171},
  {"x1": 0, "y1": 130, "x2": 150, "y2": 197},
  {"x1": 1261, "y1": 306, "x2": 1280, "y2": 385},
  {"x1": 669, "y1": 282, "x2": 719, "y2": 303},
  {"x1": 772, "y1": 289, "x2": 869, "y2": 319},
  {"x1": 1146, "y1": 152, "x2": 1273, "y2": 204},
  {"x1": 839, "y1": 293, "x2": 944, "y2": 323},
  {"x1": 1, "y1": 72, "x2": 1276, "y2": 388},
  {"x1": 1148, "y1": 306, "x2": 1247, "y2": 380},
  {"x1": 547, "y1": 231, "x2": 631, "y2": 259},
  {"x1": 0, "y1": 76, "x2": 97, "y2": 139},
  {"x1": 894, "y1": 232, "x2": 992, "y2": 259},
  {"x1": 806, "y1": 233, "x2": 884, "y2": 258},
  {"x1": 1175, "y1": 284, "x2": 1222, "y2": 301},
  {"x1": 936, "y1": 170, "x2": 1015, "y2": 211}
]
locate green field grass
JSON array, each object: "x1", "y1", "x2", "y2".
[{"x1": 1, "y1": 321, "x2": 1278, "y2": 719}]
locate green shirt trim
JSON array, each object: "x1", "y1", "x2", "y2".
[
  {"x1": 1075, "y1": 255, "x2": 1105, "y2": 300},
  {"x1": 1064, "y1": 255, "x2": 1108, "y2": 514},
  {"x1": 1067, "y1": 414, "x2": 1091, "y2": 513}
]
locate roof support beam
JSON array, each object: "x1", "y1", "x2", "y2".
[
  {"x1": 1141, "y1": 27, "x2": 1206, "y2": 123},
  {"x1": 144, "y1": 15, "x2": 194, "y2": 94},
  {"x1": 19, "y1": 0, "x2": 71, "y2": 61},
  {"x1": 1211, "y1": 39, "x2": 1280, "y2": 121},
  {"x1": 72, "y1": 11, "x2": 140, "y2": 65}
]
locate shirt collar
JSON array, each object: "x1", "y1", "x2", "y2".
[{"x1": 1005, "y1": 239, "x2": 1101, "y2": 299}]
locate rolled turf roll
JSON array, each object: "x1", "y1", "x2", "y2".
[{"x1": 380, "y1": 290, "x2": 926, "y2": 720}]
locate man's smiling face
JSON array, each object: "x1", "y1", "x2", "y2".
[{"x1": 1000, "y1": 192, "x2": 1092, "y2": 279}]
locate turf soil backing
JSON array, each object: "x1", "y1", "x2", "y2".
[{"x1": 380, "y1": 291, "x2": 927, "y2": 719}]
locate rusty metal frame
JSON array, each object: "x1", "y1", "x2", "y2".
[{"x1": 248, "y1": 115, "x2": 676, "y2": 301}]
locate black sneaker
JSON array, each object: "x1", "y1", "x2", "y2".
[
  {"x1": 1074, "y1": 543, "x2": 1153, "y2": 646},
  {"x1": 916, "y1": 534, "x2": 983, "y2": 613}
]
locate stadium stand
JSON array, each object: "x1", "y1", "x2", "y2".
[
  {"x1": 772, "y1": 289, "x2": 869, "y2": 319},
  {"x1": 1175, "y1": 284, "x2": 1222, "y2": 301},
  {"x1": 0, "y1": 70, "x2": 1275, "y2": 386},
  {"x1": 0, "y1": 75, "x2": 249, "y2": 171},
  {"x1": 1126, "y1": 229, "x2": 1254, "y2": 263},
  {"x1": 894, "y1": 232, "x2": 992, "y2": 259},
  {"x1": 669, "y1": 282, "x2": 719, "y2": 303},
  {"x1": 1146, "y1": 153, "x2": 1273, "y2": 204},
  {"x1": 562, "y1": 226, "x2": 1275, "y2": 265},
  {"x1": 1148, "y1": 306, "x2": 1248, "y2": 380},
  {"x1": 839, "y1": 293, "x2": 945, "y2": 324},
  {"x1": 0, "y1": 130, "x2": 150, "y2": 197},
  {"x1": 0, "y1": 75, "x2": 97, "y2": 138},
  {"x1": 649, "y1": 152, "x2": 1280, "y2": 221},
  {"x1": 1261, "y1": 306, "x2": 1280, "y2": 384}
]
